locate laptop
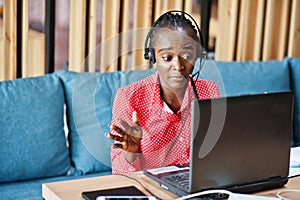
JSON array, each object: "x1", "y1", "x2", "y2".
[{"x1": 143, "y1": 91, "x2": 293, "y2": 197}]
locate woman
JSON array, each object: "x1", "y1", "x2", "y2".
[{"x1": 106, "y1": 11, "x2": 220, "y2": 174}]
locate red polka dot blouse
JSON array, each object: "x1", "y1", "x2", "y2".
[{"x1": 110, "y1": 72, "x2": 220, "y2": 174}]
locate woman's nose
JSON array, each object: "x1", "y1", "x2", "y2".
[{"x1": 172, "y1": 56, "x2": 184, "y2": 71}]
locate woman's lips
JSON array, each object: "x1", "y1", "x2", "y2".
[{"x1": 169, "y1": 75, "x2": 186, "y2": 81}]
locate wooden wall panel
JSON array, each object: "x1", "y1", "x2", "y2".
[
  {"x1": 0, "y1": 1, "x2": 44, "y2": 80},
  {"x1": 27, "y1": 29, "x2": 45, "y2": 77},
  {"x1": 154, "y1": 0, "x2": 187, "y2": 20},
  {"x1": 3, "y1": 0, "x2": 17, "y2": 80},
  {"x1": 262, "y1": 0, "x2": 290, "y2": 60},
  {"x1": 87, "y1": 0, "x2": 97, "y2": 72},
  {"x1": 183, "y1": 0, "x2": 193, "y2": 14},
  {"x1": 288, "y1": 0, "x2": 300, "y2": 58},
  {"x1": 100, "y1": 0, "x2": 120, "y2": 72},
  {"x1": 236, "y1": 0, "x2": 265, "y2": 61},
  {"x1": 215, "y1": 0, "x2": 239, "y2": 61},
  {"x1": 0, "y1": 19, "x2": 4, "y2": 81},
  {"x1": 68, "y1": 0, "x2": 86, "y2": 72},
  {"x1": 21, "y1": 0, "x2": 29, "y2": 77},
  {"x1": 216, "y1": 0, "x2": 299, "y2": 61},
  {"x1": 120, "y1": 0, "x2": 131, "y2": 71},
  {"x1": 154, "y1": 0, "x2": 163, "y2": 21},
  {"x1": 132, "y1": 0, "x2": 153, "y2": 70},
  {"x1": 162, "y1": 0, "x2": 183, "y2": 13},
  {"x1": 252, "y1": 0, "x2": 265, "y2": 61}
]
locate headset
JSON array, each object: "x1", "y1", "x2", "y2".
[{"x1": 143, "y1": 10, "x2": 207, "y2": 99}]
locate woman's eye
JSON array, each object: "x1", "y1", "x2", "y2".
[
  {"x1": 182, "y1": 54, "x2": 192, "y2": 60},
  {"x1": 162, "y1": 55, "x2": 173, "y2": 62}
]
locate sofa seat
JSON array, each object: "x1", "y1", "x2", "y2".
[{"x1": 0, "y1": 171, "x2": 111, "y2": 200}]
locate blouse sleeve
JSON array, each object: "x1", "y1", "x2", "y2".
[
  {"x1": 109, "y1": 88, "x2": 142, "y2": 174},
  {"x1": 210, "y1": 81, "x2": 220, "y2": 98},
  {"x1": 110, "y1": 146, "x2": 142, "y2": 174},
  {"x1": 196, "y1": 79, "x2": 221, "y2": 100}
]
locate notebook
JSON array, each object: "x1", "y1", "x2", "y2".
[{"x1": 143, "y1": 91, "x2": 293, "y2": 197}]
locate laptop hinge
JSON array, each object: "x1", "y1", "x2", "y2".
[
  {"x1": 269, "y1": 176, "x2": 284, "y2": 184},
  {"x1": 269, "y1": 176, "x2": 282, "y2": 182}
]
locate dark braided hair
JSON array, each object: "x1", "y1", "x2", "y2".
[{"x1": 149, "y1": 12, "x2": 200, "y2": 47}]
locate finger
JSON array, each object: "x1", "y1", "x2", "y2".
[
  {"x1": 114, "y1": 142, "x2": 130, "y2": 151},
  {"x1": 113, "y1": 142, "x2": 129, "y2": 150},
  {"x1": 132, "y1": 111, "x2": 140, "y2": 126},
  {"x1": 118, "y1": 119, "x2": 131, "y2": 130},
  {"x1": 105, "y1": 133, "x2": 124, "y2": 142},
  {"x1": 113, "y1": 143, "x2": 123, "y2": 149},
  {"x1": 109, "y1": 123, "x2": 126, "y2": 136}
]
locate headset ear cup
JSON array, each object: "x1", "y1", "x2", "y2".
[
  {"x1": 144, "y1": 48, "x2": 150, "y2": 60},
  {"x1": 149, "y1": 48, "x2": 156, "y2": 64},
  {"x1": 144, "y1": 47, "x2": 156, "y2": 64}
]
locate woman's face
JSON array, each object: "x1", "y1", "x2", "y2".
[{"x1": 152, "y1": 27, "x2": 198, "y2": 93}]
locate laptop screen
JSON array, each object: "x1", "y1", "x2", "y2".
[{"x1": 190, "y1": 92, "x2": 293, "y2": 193}]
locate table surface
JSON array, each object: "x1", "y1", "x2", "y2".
[{"x1": 42, "y1": 172, "x2": 300, "y2": 200}]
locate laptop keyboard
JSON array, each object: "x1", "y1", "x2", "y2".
[
  {"x1": 161, "y1": 171, "x2": 229, "y2": 199},
  {"x1": 162, "y1": 171, "x2": 190, "y2": 191}
]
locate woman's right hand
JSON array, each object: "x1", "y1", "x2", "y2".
[{"x1": 105, "y1": 111, "x2": 142, "y2": 162}]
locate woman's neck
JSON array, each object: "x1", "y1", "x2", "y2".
[{"x1": 161, "y1": 85, "x2": 186, "y2": 113}]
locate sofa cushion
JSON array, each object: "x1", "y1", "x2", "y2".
[
  {"x1": 200, "y1": 59, "x2": 291, "y2": 97},
  {"x1": 287, "y1": 57, "x2": 300, "y2": 147},
  {"x1": 57, "y1": 69, "x2": 156, "y2": 175},
  {"x1": 0, "y1": 74, "x2": 70, "y2": 183},
  {"x1": 57, "y1": 71, "x2": 118, "y2": 175}
]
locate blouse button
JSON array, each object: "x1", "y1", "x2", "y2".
[{"x1": 128, "y1": 167, "x2": 134, "y2": 171}]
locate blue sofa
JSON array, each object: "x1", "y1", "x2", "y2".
[{"x1": 0, "y1": 57, "x2": 299, "y2": 199}]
